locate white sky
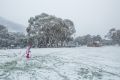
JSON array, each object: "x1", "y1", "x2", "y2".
[{"x1": 0, "y1": 0, "x2": 120, "y2": 37}]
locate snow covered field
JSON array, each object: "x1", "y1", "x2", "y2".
[{"x1": 0, "y1": 46, "x2": 120, "y2": 80}]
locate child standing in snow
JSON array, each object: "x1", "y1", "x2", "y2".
[{"x1": 26, "y1": 43, "x2": 32, "y2": 59}]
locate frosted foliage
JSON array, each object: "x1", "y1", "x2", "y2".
[
  {"x1": 0, "y1": 25, "x2": 26, "y2": 48},
  {"x1": 26, "y1": 13, "x2": 76, "y2": 47},
  {"x1": 107, "y1": 28, "x2": 120, "y2": 45}
]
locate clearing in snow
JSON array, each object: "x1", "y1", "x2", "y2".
[{"x1": 0, "y1": 46, "x2": 120, "y2": 80}]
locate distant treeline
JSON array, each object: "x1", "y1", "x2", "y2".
[{"x1": 0, "y1": 13, "x2": 120, "y2": 49}]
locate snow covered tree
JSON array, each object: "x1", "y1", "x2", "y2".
[
  {"x1": 0, "y1": 25, "x2": 27, "y2": 48},
  {"x1": 0, "y1": 25, "x2": 9, "y2": 48},
  {"x1": 0, "y1": 24, "x2": 8, "y2": 36},
  {"x1": 9, "y1": 32, "x2": 27, "y2": 48},
  {"x1": 74, "y1": 34, "x2": 92, "y2": 46},
  {"x1": 74, "y1": 34, "x2": 102, "y2": 46},
  {"x1": 26, "y1": 13, "x2": 76, "y2": 47},
  {"x1": 92, "y1": 35, "x2": 102, "y2": 42},
  {"x1": 106, "y1": 28, "x2": 120, "y2": 45}
]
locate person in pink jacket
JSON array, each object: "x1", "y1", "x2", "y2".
[{"x1": 26, "y1": 43, "x2": 32, "y2": 59}]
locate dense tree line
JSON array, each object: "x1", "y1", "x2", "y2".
[
  {"x1": 105, "y1": 28, "x2": 120, "y2": 45},
  {"x1": 0, "y1": 13, "x2": 120, "y2": 49},
  {"x1": 74, "y1": 35, "x2": 102, "y2": 46},
  {"x1": 0, "y1": 25, "x2": 27, "y2": 49}
]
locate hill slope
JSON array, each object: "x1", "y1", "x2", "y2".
[{"x1": 0, "y1": 17, "x2": 26, "y2": 33}]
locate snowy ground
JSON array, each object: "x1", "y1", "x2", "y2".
[{"x1": 0, "y1": 46, "x2": 120, "y2": 80}]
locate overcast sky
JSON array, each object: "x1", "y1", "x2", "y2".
[{"x1": 0, "y1": 0, "x2": 120, "y2": 37}]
